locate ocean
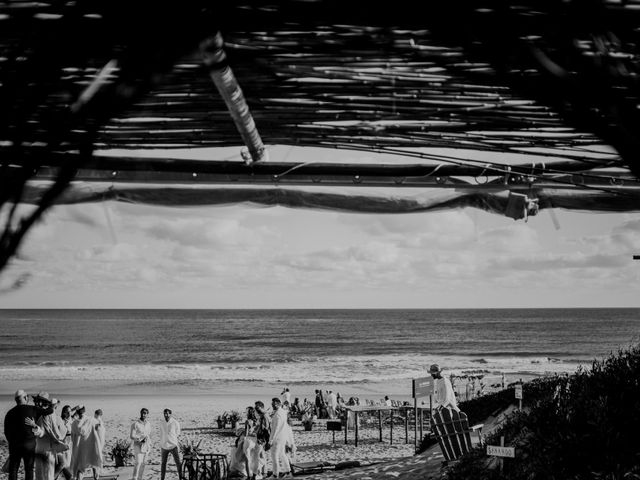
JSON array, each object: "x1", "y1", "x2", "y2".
[{"x1": 0, "y1": 308, "x2": 638, "y2": 392}]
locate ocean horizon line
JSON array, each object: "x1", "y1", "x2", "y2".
[{"x1": 2, "y1": 306, "x2": 640, "y2": 311}]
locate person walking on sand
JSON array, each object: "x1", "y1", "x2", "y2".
[
  {"x1": 430, "y1": 364, "x2": 459, "y2": 411},
  {"x1": 4, "y1": 390, "x2": 38, "y2": 480},
  {"x1": 130, "y1": 408, "x2": 151, "y2": 480},
  {"x1": 159, "y1": 409, "x2": 182, "y2": 480},
  {"x1": 268, "y1": 398, "x2": 291, "y2": 478}
]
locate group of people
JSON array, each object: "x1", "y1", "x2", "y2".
[
  {"x1": 4, "y1": 391, "x2": 184, "y2": 480},
  {"x1": 4, "y1": 390, "x2": 105, "y2": 480},
  {"x1": 229, "y1": 398, "x2": 295, "y2": 480},
  {"x1": 128, "y1": 407, "x2": 183, "y2": 480}
]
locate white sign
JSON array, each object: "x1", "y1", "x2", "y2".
[
  {"x1": 487, "y1": 445, "x2": 516, "y2": 458},
  {"x1": 515, "y1": 384, "x2": 523, "y2": 399}
]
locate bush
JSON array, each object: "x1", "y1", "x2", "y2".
[{"x1": 446, "y1": 345, "x2": 640, "y2": 480}]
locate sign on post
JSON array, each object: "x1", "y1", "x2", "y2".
[
  {"x1": 514, "y1": 384, "x2": 523, "y2": 399},
  {"x1": 412, "y1": 377, "x2": 434, "y2": 398},
  {"x1": 487, "y1": 445, "x2": 516, "y2": 458},
  {"x1": 327, "y1": 421, "x2": 342, "y2": 431}
]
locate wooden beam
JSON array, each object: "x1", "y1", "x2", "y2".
[{"x1": 200, "y1": 33, "x2": 266, "y2": 164}]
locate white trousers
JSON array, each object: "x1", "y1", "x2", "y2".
[
  {"x1": 132, "y1": 453, "x2": 147, "y2": 480},
  {"x1": 269, "y1": 443, "x2": 290, "y2": 477}
]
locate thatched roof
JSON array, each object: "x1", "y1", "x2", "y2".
[{"x1": 2, "y1": 0, "x2": 640, "y2": 270}]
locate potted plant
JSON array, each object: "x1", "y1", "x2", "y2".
[
  {"x1": 228, "y1": 410, "x2": 242, "y2": 429},
  {"x1": 109, "y1": 439, "x2": 133, "y2": 468},
  {"x1": 216, "y1": 413, "x2": 225, "y2": 429},
  {"x1": 301, "y1": 411, "x2": 316, "y2": 431}
]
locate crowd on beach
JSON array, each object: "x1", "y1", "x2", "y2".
[{"x1": 3, "y1": 363, "x2": 505, "y2": 480}]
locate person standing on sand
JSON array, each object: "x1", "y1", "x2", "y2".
[
  {"x1": 69, "y1": 405, "x2": 102, "y2": 480},
  {"x1": 430, "y1": 364, "x2": 459, "y2": 411},
  {"x1": 28, "y1": 393, "x2": 68, "y2": 480},
  {"x1": 268, "y1": 398, "x2": 291, "y2": 478},
  {"x1": 130, "y1": 408, "x2": 151, "y2": 480},
  {"x1": 4, "y1": 390, "x2": 38, "y2": 480},
  {"x1": 93, "y1": 410, "x2": 105, "y2": 464},
  {"x1": 159, "y1": 409, "x2": 182, "y2": 480},
  {"x1": 326, "y1": 391, "x2": 337, "y2": 419},
  {"x1": 280, "y1": 388, "x2": 291, "y2": 406},
  {"x1": 54, "y1": 405, "x2": 73, "y2": 480},
  {"x1": 254, "y1": 401, "x2": 270, "y2": 478}
]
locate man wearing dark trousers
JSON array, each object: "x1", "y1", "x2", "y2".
[{"x1": 4, "y1": 390, "x2": 38, "y2": 480}]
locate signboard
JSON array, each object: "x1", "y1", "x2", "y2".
[
  {"x1": 515, "y1": 384, "x2": 523, "y2": 400},
  {"x1": 487, "y1": 445, "x2": 516, "y2": 458},
  {"x1": 327, "y1": 420, "x2": 342, "y2": 431},
  {"x1": 412, "y1": 377, "x2": 434, "y2": 398}
]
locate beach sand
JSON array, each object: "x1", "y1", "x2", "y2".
[{"x1": 0, "y1": 373, "x2": 535, "y2": 480}]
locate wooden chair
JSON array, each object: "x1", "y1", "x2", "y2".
[{"x1": 429, "y1": 407, "x2": 483, "y2": 464}]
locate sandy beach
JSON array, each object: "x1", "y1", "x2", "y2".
[{"x1": 0, "y1": 371, "x2": 533, "y2": 480}]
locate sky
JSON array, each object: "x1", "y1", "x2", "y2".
[{"x1": 1, "y1": 146, "x2": 640, "y2": 309}]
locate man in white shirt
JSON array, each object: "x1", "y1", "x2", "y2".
[
  {"x1": 159, "y1": 409, "x2": 182, "y2": 480},
  {"x1": 130, "y1": 408, "x2": 151, "y2": 480},
  {"x1": 430, "y1": 364, "x2": 459, "y2": 411},
  {"x1": 268, "y1": 398, "x2": 291, "y2": 478}
]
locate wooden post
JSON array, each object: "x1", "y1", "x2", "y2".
[
  {"x1": 345, "y1": 411, "x2": 349, "y2": 445},
  {"x1": 200, "y1": 33, "x2": 266, "y2": 164},
  {"x1": 419, "y1": 407, "x2": 423, "y2": 441},
  {"x1": 390, "y1": 410, "x2": 393, "y2": 445},
  {"x1": 378, "y1": 410, "x2": 383, "y2": 442},
  {"x1": 414, "y1": 399, "x2": 418, "y2": 450},
  {"x1": 499, "y1": 436, "x2": 505, "y2": 473},
  {"x1": 355, "y1": 412, "x2": 359, "y2": 448},
  {"x1": 405, "y1": 408, "x2": 409, "y2": 444}
]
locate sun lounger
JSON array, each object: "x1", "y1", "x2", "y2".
[
  {"x1": 290, "y1": 461, "x2": 334, "y2": 476},
  {"x1": 430, "y1": 407, "x2": 483, "y2": 464}
]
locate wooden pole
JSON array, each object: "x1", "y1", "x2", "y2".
[
  {"x1": 355, "y1": 412, "x2": 359, "y2": 448},
  {"x1": 345, "y1": 411, "x2": 349, "y2": 445},
  {"x1": 378, "y1": 409, "x2": 383, "y2": 442},
  {"x1": 200, "y1": 33, "x2": 266, "y2": 164},
  {"x1": 405, "y1": 408, "x2": 409, "y2": 444},
  {"x1": 390, "y1": 410, "x2": 393, "y2": 445},
  {"x1": 414, "y1": 399, "x2": 418, "y2": 451},
  {"x1": 499, "y1": 436, "x2": 505, "y2": 473}
]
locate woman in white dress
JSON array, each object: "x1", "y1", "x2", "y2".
[{"x1": 70, "y1": 406, "x2": 102, "y2": 480}]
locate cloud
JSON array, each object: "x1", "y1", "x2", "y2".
[
  {"x1": 486, "y1": 252, "x2": 628, "y2": 273},
  {"x1": 143, "y1": 217, "x2": 274, "y2": 249},
  {"x1": 76, "y1": 243, "x2": 140, "y2": 262},
  {"x1": 479, "y1": 224, "x2": 540, "y2": 253}
]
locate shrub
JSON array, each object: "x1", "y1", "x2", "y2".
[{"x1": 446, "y1": 345, "x2": 640, "y2": 480}]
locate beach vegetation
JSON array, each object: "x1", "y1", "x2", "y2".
[
  {"x1": 444, "y1": 345, "x2": 640, "y2": 480},
  {"x1": 109, "y1": 439, "x2": 133, "y2": 466}
]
